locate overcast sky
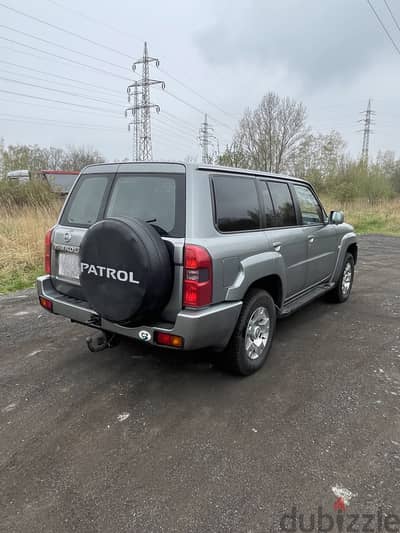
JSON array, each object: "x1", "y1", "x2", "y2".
[{"x1": 0, "y1": 0, "x2": 399, "y2": 164}]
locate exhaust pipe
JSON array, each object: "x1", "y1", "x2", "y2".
[{"x1": 86, "y1": 331, "x2": 120, "y2": 352}]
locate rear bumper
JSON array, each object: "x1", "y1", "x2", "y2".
[{"x1": 37, "y1": 275, "x2": 242, "y2": 350}]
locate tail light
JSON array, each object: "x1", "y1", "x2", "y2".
[
  {"x1": 39, "y1": 296, "x2": 53, "y2": 312},
  {"x1": 155, "y1": 332, "x2": 184, "y2": 348},
  {"x1": 183, "y1": 244, "x2": 212, "y2": 307},
  {"x1": 44, "y1": 227, "x2": 53, "y2": 274}
]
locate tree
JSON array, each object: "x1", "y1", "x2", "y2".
[
  {"x1": 60, "y1": 145, "x2": 105, "y2": 170},
  {"x1": 219, "y1": 92, "x2": 309, "y2": 173},
  {"x1": 289, "y1": 130, "x2": 347, "y2": 191},
  {"x1": 1, "y1": 143, "x2": 105, "y2": 179}
]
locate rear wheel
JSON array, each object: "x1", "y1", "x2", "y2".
[
  {"x1": 326, "y1": 252, "x2": 355, "y2": 303},
  {"x1": 221, "y1": 289, "x2": 276, "y2": 376}
]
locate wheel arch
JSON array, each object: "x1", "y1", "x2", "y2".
[
  {"x1": 347, "y1": 242, "x2": 358, "y2": 264},
  {"x1": 247, "y1": 274, "x2": 283, "y2": 310}
]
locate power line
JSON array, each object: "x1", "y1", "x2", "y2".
[
  {"x1": 0, "y1": 36, "x2": 131, "y2": 81},
  {"x1": 43, "y1": 0, "x2": 236, "y2": 121},
  {"x1": 164, "y1": 90, "x2": 233, "y2": 130},
  {"x1": 0, "y1": 48, "x2": 127, "y2": 93},
  {"x1": 383, "y1": 0, "x2": 400, "y2": 35},
  {"x1": 0, "y1": 65, "x2": 122, "y2": 98},
  {"x1": 161, "y1": 110, "x2": 200, "y2": 135},
  {"x1": 0, "y1": 2, "x2": 235, "y2": 129},
  {"x1": 0, "y1": 111, "x2": 195, "y2": 154},
  {"x1": 1, "y1": 37, "x2": 232, "y2": 131},
  {"x1": 159, "y1": 68, "x2": 237, "y2": 121},
  {"x1": 0, "y1": 76, "x2": 121, "y2": 108},
  {"x1": 0, "y1": 113, "x2": 124, "y2": 131},
  {"x1": 0, "y1": 86, "x2": 200, "y2": 141},
  {"x1": 0, "y1": 2, "x2": 133, "y2": 59},
  {"x1": 366, "y1": 0, "x2": 400, "y2": 56},
  {"x1": 0, "y1": 24, "x2": 129, "y2": 71},
  {"x1": 0, "y1": 88, "x2": 121, "y2": 114},
  {"x1": 0, "y1": 59, "x2": 205, "y2": 137}
]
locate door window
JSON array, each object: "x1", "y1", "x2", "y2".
[{"x1": 293, "y1": 185, "x2": 324, "y2": 225}]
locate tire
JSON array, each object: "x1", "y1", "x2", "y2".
[
  {"x1": 79, "y1": 217, "x2": 172, "y2": 324},
  {"x1": 326, "y1": 252, "x2": 355, "y2": 303},
  {"x1": 221, "y1": 289, "x2": 276, "y2": 376}
]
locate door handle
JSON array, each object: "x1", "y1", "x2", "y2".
[
  {"x1": 308, "y1": 235, "x2": 315, "y2": 244},
  {"x1": 272, "y1": 241, "x2": 281, "y2": 252}
]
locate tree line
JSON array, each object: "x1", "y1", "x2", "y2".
[
  {"x1": 0, "y1": 141, "x2": 104, "y2": 180},
  {"x1": 218, "y1": 92, "x2": 400, "y2": 202},
  {"x1": 2, "y1": 92, "x2": 400, "y2": 203}
]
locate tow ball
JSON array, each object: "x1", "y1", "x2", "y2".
[{"x1": 86, "y1": 331, "x2": 120, "y2": 352}]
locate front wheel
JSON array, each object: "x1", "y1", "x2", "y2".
[
  {"x1": 326, "y1": 253, "x2": 355, "y2": 303},
  {"x1": 222, "y1": 289, "x2": 276, "y2": 376}
]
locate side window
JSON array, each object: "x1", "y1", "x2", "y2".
[
  {"x1": 260, "y1": 181, "x2": 275, "y2": 227},
  {"x1": 293, "y1": 185, "x2": 323, "y2": 225},
  {"x1": 268, "y1": 181, "x2": 297, "y2": 227},
  {"x1": 213, "y1": 176, "x2": 261, "y2": 232}
]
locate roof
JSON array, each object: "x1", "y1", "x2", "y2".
[{"x1": 81, "y1": 161, "x2": 307, "y2": 184}]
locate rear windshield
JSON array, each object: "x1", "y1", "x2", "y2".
[{"x1": 60, "y1": 172, "x2": 185, "y2": 237}]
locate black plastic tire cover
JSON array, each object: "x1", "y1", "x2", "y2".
[{"x1": 79, "y1": 217, "x2": 172, "y2": 323}]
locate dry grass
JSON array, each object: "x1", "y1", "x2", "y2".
[
  {"x1": 323, "y1": 196, "x2": 400, "y2": 236},
  {"x1": 0, "y1": 196, "x2": 399, "y2": 294},
  {"x1": 0, "y1": 204, "x2": 60, "y2": 293}
]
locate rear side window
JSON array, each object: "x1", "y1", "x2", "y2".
[
  {"x1": 64, "y1": 175, "x2": 109, "y2": 226},
  {"x1": 106, "y1": 174, "x2": 184, "y2": 237},
  {"x1": 268, "y1": 182, "x2": 297, "y2": 227},
  {"x1": 212, "y1": 176, "x2": 261, "y2": 232}
]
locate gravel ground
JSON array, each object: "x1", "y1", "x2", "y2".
[{"x1": 0, "y1": 235, "x2": 399, "y2": 532}]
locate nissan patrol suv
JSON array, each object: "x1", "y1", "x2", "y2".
[{"x1": 37, "y1": 162, "x2": 357, "y2": 376}]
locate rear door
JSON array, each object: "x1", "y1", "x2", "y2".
[
  {"x1": 291, "y1": 183, "x2": 338, "y2": 286},
  {"x1": 52, "y1": 163, "x2": 186, "y2": 322},
  {"x1": 259, "y1": 180, "x2": 308, "y2": 297}
]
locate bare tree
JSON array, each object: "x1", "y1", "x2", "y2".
[
  {"x1": 219, "y1": 92, "x2": 309, "y2": 173},
  {"x1": 61, "y1": 145, "x2": 104, "y2": 171}
]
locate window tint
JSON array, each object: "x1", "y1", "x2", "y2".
[
  {"x1": 260, "y1": 181, "x2": 275, "y2": 227},
  {"x1": 64, "y1": 175, "x2": 108, "y2": 226},
  {"x1": 268, "y1": 181, "x2": 297, "y2": 227},
  {"x1": 213, "y1": 176, "x2": 261, "y2": 232},
  {"x1": 106, "y1": 174, "x2": 184, "y2": 237},
  {"x1": 293, "y1": 185, "x2": 323, "y2": 225}
]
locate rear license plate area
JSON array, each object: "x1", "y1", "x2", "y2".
[{"x1": 58, "y1": 252, "x2": 80, "y2": 280}]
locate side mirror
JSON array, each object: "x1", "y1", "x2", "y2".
[{"x1": 329, "y1": 210, "x2": 344, "y2": 225}]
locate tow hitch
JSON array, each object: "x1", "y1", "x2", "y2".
[{"x1": 86, "y1": 331, "x2": 120, "y2": 352}]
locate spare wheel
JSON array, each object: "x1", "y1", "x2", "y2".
[{"x1": 79, "y1": 217, "x2": 172, "y2": 323}]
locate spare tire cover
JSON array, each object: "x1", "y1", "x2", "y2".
[{"x1": 79, "y1": 217, "x2": 172, "y2": 323}]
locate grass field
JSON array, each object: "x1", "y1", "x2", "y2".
[
  {"x1": 0, "y1": 197, "x2": 399, "y2": 294},
  {"x1": 0, "y1": 204, "x2": 61, "y2": 293}
]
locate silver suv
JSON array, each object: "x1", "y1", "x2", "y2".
[{"x1": 37, "y1": 162, "x2": 357, "y2": 375}]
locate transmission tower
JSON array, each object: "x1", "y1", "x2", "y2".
[
  {"x1": 359, "y1": 99, "x2": 375, "y2": 165},
  {"x1": 125, "y1": 42, "x2": 164, "y2": 161},
  {"x1": 127, "y1": 81, "x2": 140, "y2": 161},
  {"x1": 199, "y1": 114, "x2": 217, "y2": 163}
]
